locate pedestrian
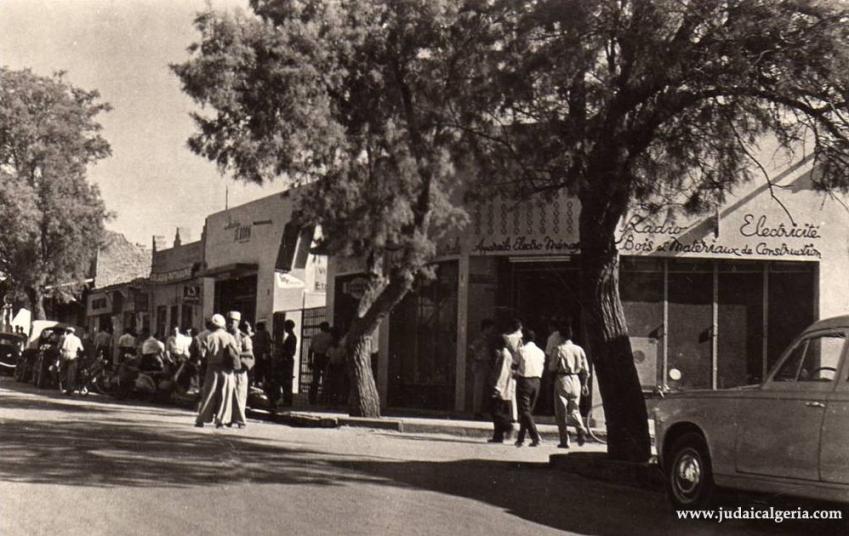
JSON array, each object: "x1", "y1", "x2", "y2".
[
  {"x1": 59, "y1": 327, "x2": 84, "y2": 395},
  {"x1": 195, "y1": 314, "x2": 239, "y2": 428},
  {"x1": 549, "y1": 323, "x2": 590, "y2": 448},
  {"x1": 139, "y1": 329, "x2": 166, "y2": 373},
  {"x1": 252, "y1": 321, "x2": 272, "y2": 389},
  {"x1": 272, "y1": 319, "x2": 297, "y2": 408},
  {"x1": 488, "y1": 336, "x2": 515, "y2": 443},
  {"x1": 116, "y1": 326, "x2": 136, "y2": 366},
  {"x1": 502, "y1": 318, "x2": 523, "y2": 422},
  {"x1": 308, "y1": 321, "x2": 333, "y2": 405},
  {"x1": 514, "y1": 329, "x2": 545, "y2": 447},
  {"x1": 226, "y1": 311, "x2": 254, "y2": 428},
  {"x1": 325, "y1": 328, "x2": 347, "y2": 405},
  {"x1": 93, "y1": 324, "x2": 113, "y2": 363},
  {"x1": 166, "y1": 325, "x2": 191, "y2": 365},
  {"x1": 468, "y1": 318, "x2": 495, "y2": 419}
]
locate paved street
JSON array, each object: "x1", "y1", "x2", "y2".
[{"x1": 0, "y1": 377, "x2": 843, "y2": 536}]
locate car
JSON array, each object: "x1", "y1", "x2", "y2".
[
  {"x1": 0, "y1": 332, "x2": 26, "y2": 375},
  {"x1": 654, "y1": 315, "x2": 849, "y2": 510},
  {"x1": 14, "y1": 320, "x2": 59, "y2": 383}
]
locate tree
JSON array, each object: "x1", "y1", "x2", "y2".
[
  {"x1": 456, "y1": 0, "x2": 849, "y2": 461},
  {"x1": 173, "y1": 1, "x2": 473, "y2": 416},
  {"x1": 0, "y1": 68, "x2": 111, "y2": 320}
]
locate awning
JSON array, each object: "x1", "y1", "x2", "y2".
[{"x1": 198, "y1": 263, "x2": 258, "y2": 280}]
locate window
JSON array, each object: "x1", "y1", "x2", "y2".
[{"x1": 772, "y1": 332, "x2": 844, "y2": 383}]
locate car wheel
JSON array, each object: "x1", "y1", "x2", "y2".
[{"x1": 666, "y1": 432, "x2": 715, "y2": 510}]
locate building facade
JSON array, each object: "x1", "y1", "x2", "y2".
[
  {"x1": 328, "y1": 145, "x2": 849, "y2": 412},
  {"x1": 149, "y1": 234, "x2": 204, "y2": 337},
  {"x1": 202, "y1": 190, "x2": 327, "y2": 394}
]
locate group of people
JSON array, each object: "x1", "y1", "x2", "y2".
[
  {"x1": 469, "y1": 317, "x2": 591, "y2": 448},
  {"x1": 306, "y1": 322, "x2": 350, "y2": 406}
]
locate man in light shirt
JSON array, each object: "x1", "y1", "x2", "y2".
[
  {"x1": 116, "y1": 327, "x2": 137, "y2": 366},
  {"x1": 548, "y1": 323, "x2": 590, "y2": 448},
  {"x1": 166, "y1": 325, "x2": 191, "y2": 364},
  {"x1": 514, "y1": 329, "x2": 545, "y2": 447},
  {"x1": 60, "y1": 327, "x2": 84, "y2": 395}
]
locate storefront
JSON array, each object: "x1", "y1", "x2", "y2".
[
  {"x1": 149, "y1": 238, "x2": 204, "y2": 336},
  {"x1": 328, "y1": 144, "x2": 846, "y2": 412},
  {"x1": 202, "y1": 190, "x2": 327, "y2": 396},
  {"x1": 85, "y1": 279, "x2": 150, "y2": 338}
]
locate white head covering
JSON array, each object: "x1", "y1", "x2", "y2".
[{"x1": 211, "y1": 314, "x2": 226, "y2": 329}]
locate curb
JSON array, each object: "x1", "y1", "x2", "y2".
[{"x1": 549, "y1": 452, "x2": 664, "y2": 491}]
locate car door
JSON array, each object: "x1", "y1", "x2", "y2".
[
  {"x1": 820, "y1": 336, "x2": 849, "y2": 485},
  {"x1": 735, "y1": 330, "x2": 844, "y2": 480}
]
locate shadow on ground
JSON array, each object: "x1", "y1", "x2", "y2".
[{"x1": 0, "y1": 381, "x2": 844, "y2": 536}]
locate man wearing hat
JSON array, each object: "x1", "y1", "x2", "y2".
[
  {"x1": 195, "y1": 314, "x2": 239, "y2": 427},
  {"x1": 226, "y1": 310, "x2": 254, "y2": 428}
]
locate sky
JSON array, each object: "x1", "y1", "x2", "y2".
[{"x1": 0, "y1": 0, "x2": 280, "y2": 247}]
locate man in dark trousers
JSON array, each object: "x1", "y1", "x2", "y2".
[
  {"x1": 252, "y1": 321, "x2": 272, "y2": 389},
  {"x1": 273, "y1": 319, "x2": 297, "y2": 408},
  {"x1": 308, "y1": 322, "x2": 333, "y2": 404},
  {"x1": 514, "y1": 329, "x2": 545, "y2": 447}
]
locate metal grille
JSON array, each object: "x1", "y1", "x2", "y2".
[{"x1": 298, "y1": 306, "x2": 328, "y2": 396}]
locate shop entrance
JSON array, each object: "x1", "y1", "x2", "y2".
[
  {"x1": 214, "y1": 274, "x2": 258, "y2": 327},
  {"x1": 497, "y1": 258, "x2": 583, "y2": 416}
]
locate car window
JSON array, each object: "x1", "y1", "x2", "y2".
[
  {"x1": 774, "y1": 340, "x2": 807, "y2": 382},
  {"x1": 773, "y1": 332, "x2": 845, "y2": 383},
  {"x1": 799, "y1": 333, "x2": 844, "y2": 382}
]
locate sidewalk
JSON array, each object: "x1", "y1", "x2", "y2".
[
  {"x1": 250, "y1": 405, "x2": 614, "y2": 443},
  {"x1": 249, "y1": 405, "x2": 662, "y2": 491}
]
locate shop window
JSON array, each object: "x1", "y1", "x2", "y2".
[
  {"x1": 767, "y1": 263, "x2": 816, "y2": 371},
  {"x1": 181, "y1": 304, "x2": 194, "y2": 332},
  {"x1": 156, "y1": 305, "x2": 167, "y2": 339},
  {"x1": 620, "y1": 257, "x2": 664, "y2": 387},
  {"x1": 667, "y1": 260, "x2": 712, "y2": 389},
  {"x1": 718, "y1": 262, "x2": 764, "y2": 386},
  {"x1": 388, "y1": 262, "x2": 458, "y2": 409}
]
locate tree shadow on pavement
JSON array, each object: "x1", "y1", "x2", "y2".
[{"x1": 1, "y1": 381, "x2": 843, "y2": 536}]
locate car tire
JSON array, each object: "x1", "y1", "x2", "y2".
[{"x1": 665, "y1": 431, "x2": 715, "y2": 510}]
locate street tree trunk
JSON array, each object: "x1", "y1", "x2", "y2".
[
  {"x1": 345, "y1": 272, "x2": 415, "y2": 418},
  {"x1": 579, "y1": 198, "x2": 652, "y2": 463},
  {"x1": 26, "y1": 287, "x2": 47, "y2": 321}
]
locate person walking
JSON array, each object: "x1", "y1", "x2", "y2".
[
  {"x1": 59, "y1": 327, "x2": 84, "y2": 395},
  {"x1": 502, "y1": 318, "x2": 523, "y2": 422},
  {"x1": 488, "y1": 336, "x2": 515, "y2": 443},
  {"x1": 226, "y1": 311, "x2": 254, "y2": 429},
  {"x1": 468, "y1": 318, "x2": 495, "y2": 419},
  {"x1": 549, "y1": 323, "x2": 590, "y2": 448},
  {"x1": 308, "y1": 322, "x2": 333, "y2": 405},
  {"x1": 195, "y1": 314, "x2": 239, "y2": 428},
  {"x1": 514, "y1": 329, "x2": 545, "y2": 447}
]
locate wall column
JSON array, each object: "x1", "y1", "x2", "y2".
[{"x1": 454, "y1": 254, "x2": 470, "y2": 412}]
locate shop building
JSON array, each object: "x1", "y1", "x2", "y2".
[
  {"x1": 86, "y1": 231, "x2": 152, "y2": 336},
  {"x1": 328, "y1": 148, "x2": 849, "y2": 412},
  {"x1": 149, "y1": 229, "x2": 204, "y2": 337},
  {"x1": 202, "y1": 190, "x2": 327, "y2": 395}
]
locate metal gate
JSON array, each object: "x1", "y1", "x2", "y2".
[{"x1": 298, "y1": 306, "x2": 328, "y2": 396}]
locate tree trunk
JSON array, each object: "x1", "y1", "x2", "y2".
[
  {"x1": 345, "y1": 272, "x2": 415, "y2": 418},
  {"x1": 579, "y1": 209, "x2": 652, "y2": 463},
  {"x1": 26, "y1": 287, "x2": 47, "y2": 321},
  {"x1": 347, "y1": 334, "x2": 381, "y2": 417}
]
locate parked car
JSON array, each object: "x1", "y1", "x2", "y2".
[
  {"x1": 0, "y1": 332, "x2": 26, "y2": 375},
  {"x1": 14, "y1": 320, "x2": 59, "y2": 383},
  {"x1": 654, "y1": 315, "x2": 849, "y2": 510}
]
